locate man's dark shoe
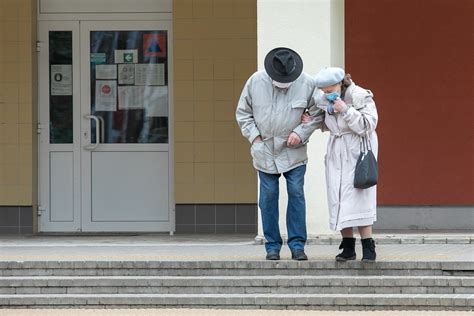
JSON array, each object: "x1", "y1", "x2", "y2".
[
  {"x1": 266, "y1": 251, "x2": 280, "y2": 261},
  {"x1": 291, "y1": 249, "x2": 308, "y2": 261},
  {"x1": 336, "y1": 237, "x2": 357, "y2": 262}
]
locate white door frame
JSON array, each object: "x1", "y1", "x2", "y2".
[{"x1": 38, "y1": 21, "x2": 82, "y2": 232}]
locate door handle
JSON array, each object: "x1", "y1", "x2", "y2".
[
  {"x1": 84, "y1": 114, "x2": 100, "y2": 150},
  {"x1": 97, "y1": 116, "x2": 105, "y2": 143}
]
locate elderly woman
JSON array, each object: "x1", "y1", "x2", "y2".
[{"x1": 303, "y1": 67, "x2": 379, "y2": 262}]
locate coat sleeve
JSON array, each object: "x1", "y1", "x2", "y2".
[
  {"x1": 235, "y1": 78, "x2": 261, "y2": 144},
  {"x1": 292, "y1": 90, "x2": 325, "y2": 144},
  {"x1": 341, "y1": 89, "x2": 378, "y2": 136}
]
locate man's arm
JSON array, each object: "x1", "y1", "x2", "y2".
[
  {"x1": 236, "y1": 78, "x2": 261, "y2": 144},
  {"x1": 292, "y1": 91, "x2": 325, "y2": 144}
]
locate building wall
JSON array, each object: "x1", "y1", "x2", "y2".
[
  {"x1": 0, "y1": 0, "x2": 37, "y2": 234},
  {"x1": 173, "y1": 0, "x2": 259, "y2": 233},
  {"x1": 345, "y1": 0, "x2": 473, "y2": 206}
]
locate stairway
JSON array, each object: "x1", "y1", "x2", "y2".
[{"x1": 0, "y1": 260, "x2": 473, "y2": 310}]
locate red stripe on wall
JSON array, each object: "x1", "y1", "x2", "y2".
[{"x1": 345, "y1": 0, "x2": 474, "y2": 205}]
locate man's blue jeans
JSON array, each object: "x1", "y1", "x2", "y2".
[{"x1": 258, "y1": 165, "x2": 307, "y2": 253}]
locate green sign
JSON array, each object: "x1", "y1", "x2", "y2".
[
  {"x1": 91, "y1": 53, "x2": 106, "y2": 64},
  {"x1": 123, "y1": 53, "x2": 134, "y2": 63}
]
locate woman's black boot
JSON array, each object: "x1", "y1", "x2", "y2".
[
  {"x1": 335, "y1": 237, "x2": 356, "y2": 262},
  {"x1": 361, "y1": 238, "x2": 376, "y2": 262}
]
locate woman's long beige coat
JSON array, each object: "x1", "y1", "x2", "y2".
[{"x1": 312, "y1": 82, "x2": 379, "y2": 231}]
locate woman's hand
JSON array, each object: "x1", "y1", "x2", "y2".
[
  {"x1": 333, "y1": 97, "x2": 348, "y2": 113},
  {"x1": 301, "y1": 113, "x2": 312, "y2": 123}
]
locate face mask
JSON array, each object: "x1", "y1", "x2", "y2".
[
  {"x1": 325, "y1": 91, "x2": 340, "y2": 115},
  {"x1": 325, "y1": 91, "x2": 340, "y2": 103},
  {"x1": 273, "y1": 80, "x2": 292, "y2": 89}
]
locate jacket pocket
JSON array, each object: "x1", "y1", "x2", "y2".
[
  {"x1": 291, "y1": 100, "x2": 307, "y2": 109},
  {"x1": 250, "y1": 141, "x2": 267, "y2": 170},
  {"x1": 288, "y1": 100, "x2": 308, "y2": 133}
]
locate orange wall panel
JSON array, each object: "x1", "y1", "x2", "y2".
[{"x1": 345, "y1": 0, "x2": 473, "y2": 205}]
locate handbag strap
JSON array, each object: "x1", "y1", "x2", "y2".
[
  {"x1": 346, "y1": 85, "x2": 373, "y2": 152},
  {"x1": 360, "y1": 115, "x2": 373, "y2": 152}
]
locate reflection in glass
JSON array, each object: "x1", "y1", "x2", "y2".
[
  {"x1": 90, "y1": 30, "x2": 169, "y2": 144},
  {"x1": 49, "y1": 31, "x2": 73, "y2": 144}
]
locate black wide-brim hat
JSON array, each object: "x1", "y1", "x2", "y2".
[{"x1": 264, "y1": 47, "x2": 303, "y2": 83}]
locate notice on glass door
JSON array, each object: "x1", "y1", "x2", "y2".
[
  {"x1": 135, "y1": 64, "x2": 165, "y2": 86},
  {"x1": 118, "y1": 64, "x2": 135, "y2": 85},
  {"x1": 118, "y1": 86, "x2": 144, "y2": 110},
  {"x1": 96, "y1": 65, "x2": 117, "y2": 80},
  {"x1": 118, "y1": 85, "x2": 168, "y2": 116},
  {"x1": 144, "y1": 86, "x2": 168, "y2": 117},
  {"x1": 95, "y1": 80, "x2": 117, "y2": 111},
  {"x1": 51, "y1": 65, "x2": 72, "y2": 96}
]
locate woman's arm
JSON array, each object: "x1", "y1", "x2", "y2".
[{"x1": 339, "y1": 89, "x2": 378, "y2": 135}]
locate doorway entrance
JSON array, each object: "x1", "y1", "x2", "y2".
[{"x1": 38, "y1": 20, "x2": 174, "y2": 232}]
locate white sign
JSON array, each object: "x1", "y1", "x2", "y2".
[
  {"x1": 118, "y1": 86, "x2": 168, "y2": 117},
  {"x1": 51, "y1": 65, "x2": 72, "y2": 96},
  {"x1": 96, "y1": 65, "x2": 117, "y2": 79},
  {"x1": 114, "y1": 49, "x2": 138, "y2": 64},
  {"x1": 95, "y1": 80, "x2": 117, "y2": 111},
  {"x1": 135, "y1": 63, "x2": 165, "y2": 86},
  {"x1": 118, "y1": 86, "x2": 144, "y2": 110},
  {"x1": 144, "y1": 86, "x2": 168, "y2": 117},
  {"x1": 118, "y1": 64, "x2": 135, "y2": 85}
]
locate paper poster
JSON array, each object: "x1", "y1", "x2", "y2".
[
  {"x1": 96, "y1": 65, "x2": 117, "y2": 79},
  {"x1": 118, "y1": 86, "x2": 168, "y2": 116},
  {"x1": 114, "y1": 49, "x2": 138, "y2": 64},
  {"x1": 95, "y1": 80, "x2": 117, "y2": 111},
  {"x1": 118, "y1": 64, "x2": 135, "y2": 85},
  {"x1": 143, "y1": 33, "x2": 167, "y2": 57},
  {"x1": 51, "y1": 65, "x2": 72, "y2": 96},
  {"x1": 144, "y1": 86, "x2": 168, "y2": 117},
  {"x1": 118, "y1": 86, "x2": 144, "y2": 110},
  {"x1": 91, "y1": 53, "x2": 106, "y2": 64},
  {"x1": 135, "y1": 64, "x2": 165, "y2": 86}
]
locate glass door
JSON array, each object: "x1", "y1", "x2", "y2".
[
  {"x1": 80, "y1": 21, "x2": 173, "y2": 232},
  {"x1": 38, "y1": 21, "x2": 81, "y2": 232}
]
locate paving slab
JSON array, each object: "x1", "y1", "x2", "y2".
[
  {"x1": 0, "y1": 235, "x2": 472, "y2": 262},
  {"x1": 0, "y1": 309, "x2": 473, "y2": 316}
]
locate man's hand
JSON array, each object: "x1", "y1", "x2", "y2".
[
  {"x1": 301, "y1": 113, "x2": 312, "y2": 123},
  {"x1": 252, "y1": 135, "x2": 263, "y2": 144},
  {"x1": 287, "y1": 132, "x2": 302, "y2": 146}
]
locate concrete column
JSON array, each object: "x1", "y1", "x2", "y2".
[{"x1": 256, "y1": 0, "x2": 344, "y2": 239}]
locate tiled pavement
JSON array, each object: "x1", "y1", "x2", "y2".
[
  {"x1": 0, "y1": 309, "x2": 473, "y2": 315},
  {"x1": 0, "y1": 234, "x2": 472, "y2": 262}
]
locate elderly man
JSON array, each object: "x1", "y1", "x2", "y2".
[{"x1": 236, "y1": 47, "x2": 324, "y2": 260}]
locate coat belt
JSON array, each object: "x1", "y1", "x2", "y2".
[{"x1": 328, "y1": 131, "x2": 353, "y2": 161}]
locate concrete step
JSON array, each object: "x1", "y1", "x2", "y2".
[
  {"x1": 0, "y1": 293, "x2": 472, "y2": 310},
  {"x1": 2, "y1": 261, "x2": 473, "y2": 276},
  {"x1": 1, "y1": 275, "x2": 473, "y2": 295}
]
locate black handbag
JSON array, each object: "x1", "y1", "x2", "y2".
[{"x1": 354, "y1": 118, "x2": 378, "y2": 189}]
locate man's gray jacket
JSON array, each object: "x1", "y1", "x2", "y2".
[{"x1": 236, "y1": 71, "x2": 324, "y2": 174}]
